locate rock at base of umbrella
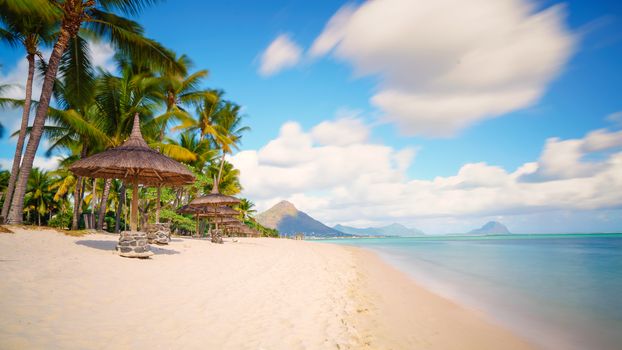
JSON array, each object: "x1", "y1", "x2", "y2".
[{"x1": 116, "y1": 231, "x2": 154, "y2": 258}]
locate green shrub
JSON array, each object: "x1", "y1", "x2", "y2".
[{"x1": 49, "y1": 211, "x2": 72, "y2": 230}]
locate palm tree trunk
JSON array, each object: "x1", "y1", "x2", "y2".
[
  {"x1": 91, "y1": 178, "x2": 98, "y2": 228},
  {"x1": 71, "y1": 178, "x2": 82, "y2": 230},
  {"x1": 1, "y1": 54, "x2": 35, "y2": 223},
  {"x1": 217, "y1": 152, "x2": 226, "y2": 186},
  {"x1": 115, "y1": 183, "x2": 126, "y2": 233},
  {"x1": 7, "y1": 27, "x2": 73, "y2": 224},
  {"x1": 71, "y1": 147, "x2": 87, "y2": 230},
  {"x1": 155, "y1": 186, "x2": 161, "y2": 223},
  {"x1": 97, "y1": 178, "x2": 112, "y2": 231}
]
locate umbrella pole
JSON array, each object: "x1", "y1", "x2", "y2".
[
  {"x1": 155, "y1": 186, "x2": 161, "y2": 224},
  {"x1": 117, "y1": 177, "x2": 152, "y2": 258},
  {"x1": 195, "y1": 215, "x2": 199, "y2": 237},
  {"x1": 131, "y1": 179, "x2": 139, "y2": 232}
]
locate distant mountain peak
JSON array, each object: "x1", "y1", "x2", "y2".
[
  {"x1": 333, "y1": 223, "x2": 425, "y2": 236},
  {"x1": 469, "y1": 221, "x2": 511, "y2": 235},
  {"x1": 271, "y1": 200, "x2": 297, "y2": 214},
  {"x1": 256, "y1": 201, "x2": 349, "y2": 237}
]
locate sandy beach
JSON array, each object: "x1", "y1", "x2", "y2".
[{"x1": 0, "y1": 227, "x2": 532, "y2": 349}]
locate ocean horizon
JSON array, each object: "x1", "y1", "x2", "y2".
[{"x1": 321, "y1": 233, "x2": 622, "y2": 350}]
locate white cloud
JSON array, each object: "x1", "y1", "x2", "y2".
[
  {"x1": 88, "y1": 41, "x2": 116, "y2": 73},
  {"x1": 0, "y1": 155, "x2": 61, "y2": 171},
  {"x1": 258, "y1": 34, "x2": 303, "y2": 76},
  {"x1": 310, "y1": 0, "x2": 575, "y2": 136},
  {"x1": 231, "y1": 118, "x2": 622, "y2": 232},
  {"x1": 606, "y1": 111, "x2": 622, "y2": 126},
  {"x1": 311, "y1": 117, "x2": 369, "y2": 146}
]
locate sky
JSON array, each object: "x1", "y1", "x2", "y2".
[{"x1": 1, "y1": 0, "x2": 622, "y2": 234}]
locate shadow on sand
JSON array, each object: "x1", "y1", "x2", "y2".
[{"x1": 75, "y1": 240, "x2": 180, "y2": 255}]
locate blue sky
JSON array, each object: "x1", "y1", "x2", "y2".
[{"x1": 1, "y1": 0, "x2": 622, "y2": 233}]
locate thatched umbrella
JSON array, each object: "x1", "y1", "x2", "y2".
[
  {"x1": 184, "y1": 180, "x2": 241, "y2": 242},
  {"x1": 177, "y1": 205, "x2": 238, "y2": 217},
  {"x1": 187, "y1": 180, "x2": 241, "y2": 207},
  {"x1": 70, "y1": 113, "x2": 195, "y2": 257},
  {"x1": 177, "y1": 204, "x2": 239, "y2": 238}
]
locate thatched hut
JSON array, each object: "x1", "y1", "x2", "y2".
[
  {"x1": 183, "y1": 180, "x2": 241, "y2": 243},
  {"x1": 70, "y1": 113, "x2": 195, "y2": 257}
]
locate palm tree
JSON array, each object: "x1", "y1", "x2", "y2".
[
  {"x1": 213, "y1": 101, "x2": 249, "y2": 184},
  {"x1": 161, "y1": 131, "x2": 217, "y2": 171},
  {"x1": 179, "y1": 91, "x2": 224, "y2": 143},
  {"x1": 90, "y1": 61, "x2": 161, "y2": 229},
  {"x1": 23, "y1": 167, "x2": 55, "y2": 226},
  {"x1": 151, "y1": 54, "x2": 214, "y2": 141},
  {"x1": 206, "y1": 160, "x2": 241, "y2": 196},
  {"x1": 6, "y1": 0, "x2": 183, "y2": 224},
  {"x1": 0, "y1": 5, "x2": 56, "y2": 222},
  {"x1": 236, "y1": 198, "x2": 256, "y2": 221}
]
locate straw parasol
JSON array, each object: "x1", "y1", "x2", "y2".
[
  {"x1": 177, "y1": 205, "x2": 238, "y2": 217},
  {"x1": 70, "y1": 113, "x2": 195, "y2": 258},
  {"x1": 187, "y1": 180, "x2": 241, "y2": 207},
  {"x1": 70, "y1": 113, "x2": 195, "y2": 232},
  {"x1": 183, "y1": 180, "x2": 241, "y2": 242}
]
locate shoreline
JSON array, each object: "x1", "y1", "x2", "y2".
[
  {"x1": 0, "y1": 227, "x2": 532, "y2": 349},
  {"x1": 343, "y1": 245, "x2": 533, "y2": 349}
]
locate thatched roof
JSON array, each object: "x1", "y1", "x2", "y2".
[
  {"x1": 69, "y1": 113, "x2": 195, "y2": 186},
  {"x1": 211, "y1": 216, "x2": 242, "y2": 225},
  {"x1": 187, "y1": 179, "x2": 241, "y2": 207},
  {"x1": 177, "y1": 205, "x2": 238, "y2": 217}
]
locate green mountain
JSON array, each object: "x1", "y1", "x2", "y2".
[
  {"x1": 256, "y1": 201, "x2": 350, "y2": 237},
  {"x1": 333, "y1": 223, "x2": 425, "y2": 236}
]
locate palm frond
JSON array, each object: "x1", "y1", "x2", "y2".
[{"x1": 84, "y1": 10, "x2": 182, "y2": 73}]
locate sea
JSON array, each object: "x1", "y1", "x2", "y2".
[{"x1": 321, "y1": 234, "x2": 622, "y2": 350}]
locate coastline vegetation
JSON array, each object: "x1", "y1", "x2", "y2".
[{"x1": 0, "y1": 0, "x2": 277, "y2": 237}]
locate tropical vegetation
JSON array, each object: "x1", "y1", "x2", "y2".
[{"x1": 0, "y1": 0, "x2": 276, "y2": 237}]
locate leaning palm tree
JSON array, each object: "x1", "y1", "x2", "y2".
[
  {"x1": 6, "y1": 0, "x2": 183, "y2": 224},
  {"x1": 0, "y1": 10, "x2": 56, "y2": 222}
]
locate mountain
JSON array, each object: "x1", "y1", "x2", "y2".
[
  {"x1": 256, "y1": 201, "x2": 350, "y2": 237},
  {"x1": 469, "y1": 221, "x2": 511, "y2": 235},
  {"x1": 334, "y1": 223, "x2": 425, "y2": 237}
]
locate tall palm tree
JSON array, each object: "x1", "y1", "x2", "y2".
[
  {"x1": 7, "y1": 0, "x2": 183, "y2": 224},
  {"x1": 206, "y1": 160, "x2": 241, "y2": 196},
  {"x1": 178, "y1": 91, "x2": 224, "y2": 143},
  {"x1": 0, "y1": 10, "x2": 56, "y2": 222},
  {"x1": 161, "y1": 131, "x2": 217, "y2": 171},
  {"x1": 151, "y1": 54, "x2": 213, "y2": 141},
  {"x1": 91, "y1": 61, "x2": 161, "y2": 229},
  {"x1": 213, "y1": 101, "x2": 249, "y2": 184}
]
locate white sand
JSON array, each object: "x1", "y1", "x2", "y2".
[{"x1": 0, "y1": 227, "x2": 533, "y2": 349}]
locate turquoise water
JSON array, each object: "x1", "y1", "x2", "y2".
[{"x1": 321, "y1": 234, "x2": 622, "y2": 350}]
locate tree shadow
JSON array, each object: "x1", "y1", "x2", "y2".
[
  {"x1": 75, "y1": 240, "x2": 117, "y2": 251},
  {"x1": 75, "y1": 240, "x2": 180, "y2": 255},
  {"x1": 150, "y1": 245, "x2": 180, "y2": 255}
]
